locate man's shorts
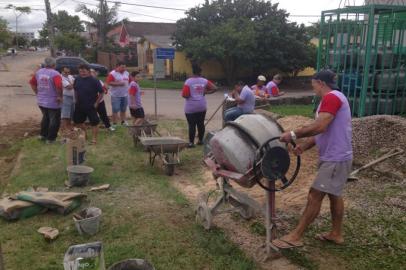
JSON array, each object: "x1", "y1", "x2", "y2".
[
  {"x1": 111, "y1": 96, "x2": 128, "y2": 113},
  {"x1": 73, "y1": 106, "x2": 100, "y2": 126},
  {"x1": 312, "y1": 160, "x2": 352, "y2": 197},
  {"x1": 130, "y1": 107, "x2": 145, "y2": 118},
  {"x1": 61, "y1": 95, "x2": 74, "y2": 119}
]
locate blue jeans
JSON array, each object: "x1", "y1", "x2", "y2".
[
  {"x1": 111, "y1": 96, "x2": 128, "y2": 113},
  {"x1": 224, "y1": 107, "x2": 244, "y2": 122},
  {"x1": 61, "y1": 95, "x2": 74, "y2": 119}
]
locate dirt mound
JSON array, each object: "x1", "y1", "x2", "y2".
[{"x1": 352, "y1": 115, "x2": 406, "y2": 179}]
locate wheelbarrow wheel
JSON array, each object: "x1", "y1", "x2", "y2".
[
  {"x1": 163, "y1": 154, "x2": 175, "y2": 176},
  {"x1": 196, "y1": 202, "x2": 212, "y2": 230}
]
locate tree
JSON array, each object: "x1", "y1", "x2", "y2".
[
  {"x1": 76, "y1": 0, "x2": 119, "y2": 49},
  {"x1": 0, "y1": 17, "x2": 12, "y2": 48},
  {"x1": 12, "y1": 36, "x2": 28, "y2": 47},
  {"x1": 305, "y1": 22, "x2": 320, "y2": 38},
  {"x1": 40, "y1": 10, "x2": 84, "y2": 39},
  {"x1": 54, "y1": 33, "x2": 86, "y2": 55},
  {"x1": 5, "y1": 5, "x2": 31, "y2": 48},
  {"x1": 174, "y1": 0, "x2": 316, "y2": 83}
]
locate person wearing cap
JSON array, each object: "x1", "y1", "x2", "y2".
[
  {"x1": 29, "y1": 57, "x2": 63, "y2": 143},
  {"x1": 224, "y1": 81, "x2": 256, "y2": 122},
  {"x1": 273, "y1": 69, "x2": 352, "y2": 249},
  {"x1": 265, "y1": 74, "x2": 285, "y2": 97},
  {"x1": 251, "y1": 75, "x2": 267, "y2": 97}
]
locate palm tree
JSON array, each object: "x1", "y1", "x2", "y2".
[{"x1": 76, "y1": 0, "x2": 120, "y2": 49}]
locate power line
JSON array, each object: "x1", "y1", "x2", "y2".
[
  {"x1": 107, "y1": 1, "x2": 186, "y2": 12},
  {"x1": 54, "y1": 0, "x2": 69, "y2": 9},
  {"x1": 71, "y1": 0, "x2": 176, "y2": 21},
  {"x1": 119, "y1": 9, "x2": 176, "y2": 22}
]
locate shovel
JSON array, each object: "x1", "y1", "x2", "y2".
[
  {"x1": 204, "y1": 97, "x2": 227, "y2": 128},
  {"x1": 348, "y1": 148, "x2": 404, "y2": 181}
]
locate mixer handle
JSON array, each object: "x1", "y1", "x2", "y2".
[{"x1": 253, "y1": 137, "x2": 301, "y2": 192}]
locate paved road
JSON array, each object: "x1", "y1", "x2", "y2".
[{"x1": 0, "y1": 51, "x2": 312, "y2": 130}]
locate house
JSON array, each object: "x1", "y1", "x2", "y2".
[{"x1": 107, "y1": 21, "x2": 226, "y2": 79}]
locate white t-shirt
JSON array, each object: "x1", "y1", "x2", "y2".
[{"x1": 62, "y1": 75, "x2": 75, "y2": 97}]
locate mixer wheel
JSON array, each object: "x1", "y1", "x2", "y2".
[{"x1": 196, "y1": 202, "x2": 212, "y2": 230}]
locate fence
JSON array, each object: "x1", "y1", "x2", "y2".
[{"x1": 317, "y1": 4, "x2": 406, "y2": 116}]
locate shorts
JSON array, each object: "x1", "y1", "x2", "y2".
[
  {"x1": 111, "y1": 96, "x2": 128, "y2": 113},
  {"x1": 130, "y1": 107, "x2": 145, "y2": 118},
  {"x1": 312, "y1": 160, "x2": 353, "y2": 197},
  {"x1": 61, "y1": 95, "x2": 74, "y2": 119},
  {"x1": 73, "y1": 106, "x2": 100, "y2": 126}
]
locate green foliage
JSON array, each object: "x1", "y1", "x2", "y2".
[
  {"x1": 270, "y1": 104, "x2": 314, "y2": 118},
  {"x1": 40, "y1": 10, "x2": 84, "y2": 40},
  {"x1": 77, "y1": 1, "x2": 120, "y2": 49},
  {"x1": 54, "y1": 33, "x2": 86, "y2": 55},
  {"x1": 305, "y1": 22, "x2": 321, "y2": 38},
  {"x1": 0, "y1": 17, "x2": 12, "y2": 48},
  {"x1": 5, "y1": 4, "x2": 31, "y2": 14},
  {"x1": 12, "y1": 36, "x2": 28, "y2": 47},
  {"x1": 174, "y1": 0, "x2": 316, "y2": 84}
]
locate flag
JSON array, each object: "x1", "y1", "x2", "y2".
[{"x1": 119, "y1": 22, "x2": 129, "y2": 47}]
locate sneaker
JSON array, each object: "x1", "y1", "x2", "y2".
[
  {"x1": 121, "y1": 121, "x2": 129, "y2": 127},
  {"x1": 187, "y1": 143, "x2": 195, "y2": 148},
  {"x1": 197, "y1": 141, "x2": 204, "y2": 146},
  {"x1": 38, "y1": 135, "x2": 46, "y2": 141},
  {"x1": 109, "y1": 126, "x2": 116, "y2": 131}
]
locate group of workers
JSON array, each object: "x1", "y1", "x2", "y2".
[
  {"x1": 181, "y1": 67, "x2": 285, "y2": 147},
  {"x1": 30, "y1": 58, "x2": 351, "y2": 250},
  {"x1": 29, "y1": 57, "x2": 145, "y2": 144}
]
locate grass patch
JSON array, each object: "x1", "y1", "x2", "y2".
[
  {"x1": 139, "y1": 80, "x2": 183, "y2": 90},
  {"x1": 0, "y1": 123, "x2": 256, "y2": 270},
  {"x1": 269, "y1": 104, "x2": 314, "y2": 118},
  {"x1": 97, "y1": 76, "x2": 183, "y2": 90}
]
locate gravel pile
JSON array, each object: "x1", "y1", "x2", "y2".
[{"x1": 352, "y1": 115, "x2": 406, "y2": 164}]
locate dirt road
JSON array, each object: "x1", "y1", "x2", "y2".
[{"x1": 0, "y1": 51, "x2": 312, "y2": 130}]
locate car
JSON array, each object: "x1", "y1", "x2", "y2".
[
  {"x1": 7, "y1": 48, "x2": 17, "y2": 55},
  {"x1": 55, "y1": 57, "x2": 108, "y2": 76}
]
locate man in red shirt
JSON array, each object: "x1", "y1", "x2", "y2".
[{"x1": 273, "y1": 70, "x2": 352, "y2": 249}]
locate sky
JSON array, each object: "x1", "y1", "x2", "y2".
[{"x1": 0, "y1": 0, "x2": 366, "y2": 36}]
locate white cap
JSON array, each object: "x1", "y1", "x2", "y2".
[{"x1": 257, "y1": 75, "x2": 266, "y2": 82}]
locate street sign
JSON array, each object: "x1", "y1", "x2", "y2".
[
  {"x1": 154, "y1": 58, "x2": 165, "y2": 79},
  {"x1": 155, "y1": 48, "x2": 175, "y2": 60}
]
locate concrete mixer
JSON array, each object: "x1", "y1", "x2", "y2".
[{"x1": 197, "y1": 114, "x2": 301, "y2": 259}]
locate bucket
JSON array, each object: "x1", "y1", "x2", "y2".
[
  {"x1": 63, "y1": 241, "x2": 105, "y2": 270},
  {"x1": 108, "y1": 259, "x2": 155, "y2": 270},
  {"x1": 73, "y1": 207, "x2": 102, "y2": 236},
  {"x1": 67, "y1": 165, "x2": 94, "y2": 187}
]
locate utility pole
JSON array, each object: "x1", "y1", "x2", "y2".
[
  {"x1": 99, "y1": 0, "x2": 106, "y2": 49},
  {"x1": 5, "y1": 5, "x2": 31, "y2": 49},
  {"x1": 44, "y1": 0, "x2": 56, "y2": 57}
]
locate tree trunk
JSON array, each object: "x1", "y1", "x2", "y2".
[{"x1": 221, "y1": 56, "x2": 236, "y2": 86}]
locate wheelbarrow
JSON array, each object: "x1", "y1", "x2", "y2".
[
  {"x1": 139, "y1": 136, "x2": 188, "y2": 176},
  {"x1": 127, "y1": 120, "x2": 158, "y2": 147}
]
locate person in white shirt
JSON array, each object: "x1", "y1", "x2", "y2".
[{"x1": 61, "y1": 67, "x2": 75, "y2": 131}]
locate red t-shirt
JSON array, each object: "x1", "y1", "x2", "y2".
[{"x1": 319, "y1": 93, "x2": 342, "y2": 116}]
